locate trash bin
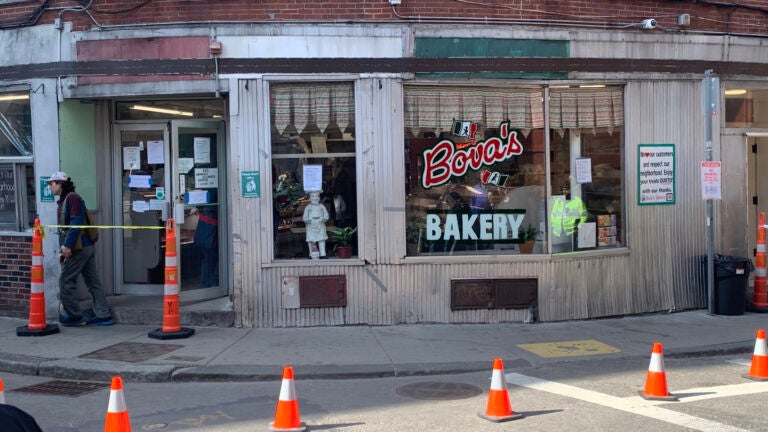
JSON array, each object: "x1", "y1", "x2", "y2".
[{"x1": 708, "y1": 255, "x2": 753, "y2": 315}]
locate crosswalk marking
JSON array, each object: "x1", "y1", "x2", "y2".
[
  {"x1": 505, "y1": 372, "x2": 752, "y2": 432},
  {"x1": 623, "y1": 381, "x2": 768, "y2": 405}
]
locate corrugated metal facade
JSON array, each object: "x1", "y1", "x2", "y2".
[{"x1": 240, "y1": 79, "x2": 714, "y2": 328}]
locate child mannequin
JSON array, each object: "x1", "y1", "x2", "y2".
[{"x1": 302, "y1": 191, "x2": 329, "y2": 259}]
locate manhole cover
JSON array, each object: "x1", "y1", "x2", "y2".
[
  {"x1": 395, "y1": 381, "x2": 483, "y2": 400},
  {"x1": 13, "y1": 380, "x2": 109, "y2": 397},
  {"x1": 79, "y1": 342, "x2": 184, "y2": 363}
]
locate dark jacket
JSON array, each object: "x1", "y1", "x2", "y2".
[
  {"x1": 0, "y1": 404, "x2": 44, "y2": 432},
  {"x1": 57, "y1": 192, "x2": 95, "y2": 249}
]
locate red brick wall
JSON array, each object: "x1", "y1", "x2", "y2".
[
  {"x1": 0, "y1": 1, "x2": 766, "y2": 36},
  {"x1": 0, "y1": 236, "x2": 32, "y2": 318}
]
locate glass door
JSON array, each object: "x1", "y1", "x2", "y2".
[
  {"x1": 171, "y1": 120, "x2": 227, "y2": 301},
  {"x1": 116, "y1": 124, "x2": 169, "y2": 295},
  {"x1": 114, "y1": 121, "x2": 226, "y2": 301}
]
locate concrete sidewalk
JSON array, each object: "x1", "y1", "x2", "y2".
[{"x1": 0, "y1": 310, "x2": 766, "y2": 383}]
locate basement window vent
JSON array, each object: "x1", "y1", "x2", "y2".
[
  {"x1": 450, "y1": 278, "x2": 537, "y2": 310},
  {"x1": 299, "y1": 275, "x2": 347, "y2": 308}
]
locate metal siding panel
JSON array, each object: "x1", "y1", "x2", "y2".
[
  {"x1": 376, "y1": 79, "x2": 407, "y2": 264},
  {"x1": 625, "y1": 81, "x2": 708, "y2": 314},
  {"x1": 230, "y1": 78, "x2": 264, "y2": 327}
]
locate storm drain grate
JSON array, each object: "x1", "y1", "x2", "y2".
[
  {"x1": 79, "y1": 342, "x2": 185, "y2": 362},
  {"x1": 395, "y1": 381, "x2": 483, "y2": 401},
  {"x1": 12, "y1": 380, "x2": 109, "y2": 397}
]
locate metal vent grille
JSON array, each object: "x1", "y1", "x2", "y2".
[
  {"x1": 299, "y1": 275, "x2": 347, "y2": 307},
  {"x1": 451, "y1": 278, "x2": 538, "y2": 310},
  {"x1": 79, "y1": 342, "x2": 184, "y2": 362},
  {"x1": 12, "y1": 380, "x2": 109, "y2": 397}
]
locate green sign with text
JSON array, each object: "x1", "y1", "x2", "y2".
[{"x1": 241, "y1": 171, "x2": 260, "y2": 198}]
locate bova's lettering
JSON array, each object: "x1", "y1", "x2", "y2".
[{"x1": 421, "y1": 122, "x2": 523, "y2": 189}]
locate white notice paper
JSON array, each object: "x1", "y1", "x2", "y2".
[
  {"x1": 178, "y1": 158, "x2": 194, "y2": 174},
  {"x1": 132, "y1": 201, "x2": 149, "y2": 213},
  {"x1": 128, "y1": 175, "x2": 152, "y2": 188},
  {"x1": 303, "y1": 165, "x2": 323, "y2": 191},
  {"x1": 194, "y1": 137, "x2": 211, "y2": 163},
  {"x1": 577, "y1": 222, "x2": 596, "y2": 249},
  {"x1": 147, "y1": 140, "x2": 164, "y2": 164},
  {"x1": 194, "y1": 168, "x2": 218, "y2": 188},
  {"x1": 575, "y1": 157, "x2": 592, "y2": 184},
  {"x1": 123, "y1": 147, "x2": 140, "y2": 170},
  {"x1": 186, "y1": 190, "x2": 209, "y2": 205},
  {"x1": 701, "y1": 161, "x2": 722, "y2": 200}
]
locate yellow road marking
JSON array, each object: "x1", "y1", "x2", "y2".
[{"x1": 517, "y1": 339, "x2": 621, "y2": 358}]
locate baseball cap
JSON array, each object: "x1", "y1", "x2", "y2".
[{"x1": 45, "y1": 171, "x2": 69, "y2": 183}]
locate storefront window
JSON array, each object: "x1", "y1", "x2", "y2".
[
  {"x1": 549, "y1": 87, "x2": 624, "y2": 252},
  {"x1": 404, "y1": 85, "x2": 624, "y2": 256},
  {"x1": 0, "y1": 93, "x2": 35, "y2": 231},
  {"x1": 725, "y1": 88, "x2": 768, "y2": 128},
  {"x1": 270, "y1": 82, "x2": 357, "y2": 259}
]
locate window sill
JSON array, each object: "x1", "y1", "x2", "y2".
[
  {"x1": 264, "y1": 258, "x2": 367, "y2": 268},
  {"x1": 402, "y1": 246, "x2": 630, "y2": 264},
  {"x1": 0, "y1": 231, "x2": 33, "y2": 237}
]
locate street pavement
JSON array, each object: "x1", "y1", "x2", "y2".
[{"x1": 0, "y1": 309, "x2": 766, "y2": 383}]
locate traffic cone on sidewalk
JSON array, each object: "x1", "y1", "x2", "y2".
[
  {"x1": 104, "y1": 376, "x2": 131, "y2": 432},
  {"x1": 743, "y1": 329, "x2": 768, "y2": 381},
  {"x1": 269, "y1": 366, "x2": 306, "y2": 432},
  {"x1": 639, "y1": 342, "x2": 677, "y2": 401},
  {"x1": 148, "y1": 218, "x2": 194, "y2": 340},
  {"x1": 748, "y1": 213, "x2": 768, "y2": 312},
  {"x1": 478, "y1": 358, "x2": 523, "y2": 422},
  {"x1": 0, "y1": 378, "x2": 5, "y2": 404},
  {"x1": 17, "y1": 219, "x2": 59, "y2": 337}
]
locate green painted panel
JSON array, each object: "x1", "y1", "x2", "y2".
[
  {"x1": 58, "y1": 101, "x2": 97, "y2": 209},
  {"x1": 415, "y1": 38, "x2": 569, "y2": 58}
]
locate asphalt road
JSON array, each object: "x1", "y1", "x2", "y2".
[{"x1": 2, "y1": 352, "x2": 767, "y2": 431}]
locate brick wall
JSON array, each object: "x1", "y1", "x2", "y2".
[
  {"x1": 0, "y1": 235, "x2": 32, "y2": 318},
  {"x1": 0, "y1": 1, "x2": 767, "y2": 36}
]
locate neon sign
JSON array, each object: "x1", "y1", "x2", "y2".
[{"x1": 421, "y1": 122, "x2": 523, "y2": 189}]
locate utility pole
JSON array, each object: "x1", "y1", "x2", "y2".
[{"x1": 703, "y1": 70, "x2": 719, "y2": 315}]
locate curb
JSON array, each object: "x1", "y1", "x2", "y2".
[{"x1": 0, "y1": 342, "x2": 755, "y2": 383}]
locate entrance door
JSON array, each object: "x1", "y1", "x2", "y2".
[
  {"x1": 114, "y1": 120, "x2": 226, "y2": 301},
  {"x1": 749, "y1": 136, "x2": 768, "y2": 254}
]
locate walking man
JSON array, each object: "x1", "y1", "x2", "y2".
[{"x1": 46, "y1": 171, "x2": 113, "y2": 326}]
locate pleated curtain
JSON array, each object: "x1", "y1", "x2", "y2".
[{"x1": 271, "y1": 82, "x2": 355, "y2": 135}]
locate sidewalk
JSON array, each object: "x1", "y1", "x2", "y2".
[{"x1": 1, "y1": 310, "x2": 765, "y2": 383}]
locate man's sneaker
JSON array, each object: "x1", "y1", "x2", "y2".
[
  {"x1": 87, "y1": 315, "x2": 114, "y2": 326},
  {"x1": 59, "y1": 314, "x2": 86, "y2": 326}
]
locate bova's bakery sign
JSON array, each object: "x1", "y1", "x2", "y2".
[
  {"x1": 419, "y1": 122, "x2": 530, "y2": 243},
  {"x1": 421, "y1": 122, "x2": 523, "y2": 189}
]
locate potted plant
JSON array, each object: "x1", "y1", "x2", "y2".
[
  {"x1": 519, "y1": 224, "x2": 541, "y2": 254},
  {"x1": 328, "y1": 226, "x2": 357, "y2": 258}
]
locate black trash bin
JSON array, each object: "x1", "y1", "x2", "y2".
[{"x1": 708, "y1": 254, "x2": 753, "y2": 315}]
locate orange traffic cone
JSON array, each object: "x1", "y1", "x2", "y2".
[
  {"x1": 749, "y1": 213, "x2": 768, "y2": 312},
  {"x1": 0, "y1": 377, "x2": 5, "y2": 404},
  {"x1": 639, "y1": 342, "x2": 677, "y2": 401},
  {"x1": 149, "y1": 219, "x2": 194, "y2": 340},
  {"x1": 478, "y1": 358, "x2": 523, "y2": 422},
  {"x1": 743, "y1": 329, "x2": 768, "y2": 381},
  {"x1": 269, "y1": 366, "x2": 306, "y2": 432},
  {"x1": 17, "y1": 219, "x2": 59, "y2": 337},
  {"x1": 104, "y1": 376, "x2": 131, "y2": 432}
]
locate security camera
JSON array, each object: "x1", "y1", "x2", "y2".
[{"x1": 641, "y1": 19, "x2": 657, "y2": 30}]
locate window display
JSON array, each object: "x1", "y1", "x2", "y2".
[
  {"x1": 404, "y1": 85, "x2": 624, "y2": 256},
  {"x1": 0, "y1": 93, "x2": 34, "y2": 231},
  {"x1": 270, "y1": 82, "x2": 357, "y2": 259}
]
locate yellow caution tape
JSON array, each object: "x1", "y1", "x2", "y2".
[{"x1": 41, "y1": 225, "x2": 166, "y2": 230}]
